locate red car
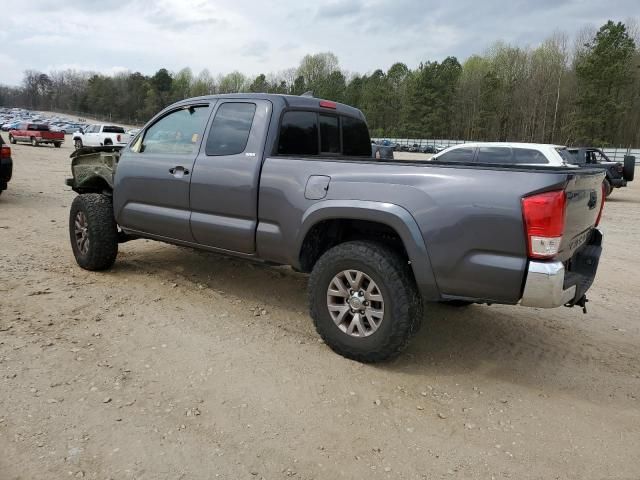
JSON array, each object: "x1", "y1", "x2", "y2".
[
  {"x1": 9, "y1": 123, "x2": 64, "y2": 148},
  {"x1": 1, "y1": 134, "x2": 12, "y2": 196}
]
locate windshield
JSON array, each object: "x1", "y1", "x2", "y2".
[{"x1": 103, "y1": 126, "x2": 125, "y2": 133}]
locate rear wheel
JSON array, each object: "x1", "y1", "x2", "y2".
[
  {"x1": 8, "y1": 134, "x2": 16, "y2": 144},
  {"x1": 309, "y1": 240, "x2": 422, "y2": 363},
  {"x1": 74, "y1": 139, "x2": 83, "y2": 150},
  {"x1": 31, "y1": 137, "x2": 38, "y2": 147},
  {"x1": 69, "y1": 194, "x2": 118, "y2": 271},
  {"x1": 603, "y1": 178, "x2": 612, "y2": 197},
  {"x1": 53, "y1": 142, "x2": 62, "y2": 148},
  {"x1": 104, "y1": 139, "x2": 113, "y2": 146}
]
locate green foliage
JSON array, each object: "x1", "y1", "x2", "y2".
[
  {"x1": 573, "y1": 21, "x2": 636, "y2": 144},
  {"x1": 2, "y1": 21, "x2": 638, "y2": 146}
]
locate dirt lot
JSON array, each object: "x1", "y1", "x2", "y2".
[{"x1": 1, "y1": 139, "x2": 639, "y2": 480}]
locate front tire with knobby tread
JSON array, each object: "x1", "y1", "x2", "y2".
[
  {"x1": 69, "y1": 194, "x2": 118, "y2": 271},
  {"x1": 309, "y1": 240, "x2": 423, "y2": 363}
]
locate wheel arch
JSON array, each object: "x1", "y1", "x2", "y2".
[
  {"x1": 71, "y1": 175, "x2": 113, "y2": 195},
  {"x1": 296, "y1": 200, "x2": 440, "y2": 300}
]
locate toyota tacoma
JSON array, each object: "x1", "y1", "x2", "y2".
[{"x1": 65, "y1": 94, "x2": 606, "y2": 362}]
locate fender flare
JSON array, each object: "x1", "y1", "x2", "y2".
[{"x1": 296, "y1": 200, "x2": 441, "y2": 300}]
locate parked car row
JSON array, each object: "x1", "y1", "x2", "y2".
[
  {"x1": 0, "y1": 107, "x2": 136, "y2": 150},
  {"x1": 0, "y1": 108, "x2": 90, "y2": 134},
  {"x1": 387, "y1": 142, "x2": 447, "y2": 153}
]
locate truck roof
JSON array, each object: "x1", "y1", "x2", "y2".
[{"x1": 166, "y1": 93, "x2": 366, "y2": 120}]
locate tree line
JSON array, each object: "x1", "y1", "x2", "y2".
[{"x1": 1, "y1": 20, "x2": 638, "y2": 146}]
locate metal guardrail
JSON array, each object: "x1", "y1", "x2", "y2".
[{"x1": 373, "y1": 138, "x2": 640, "y2": 162}]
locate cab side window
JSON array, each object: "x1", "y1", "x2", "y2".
[
  {"x1": 206, "y1": 103, "x2": 256, "y2": 156},
  {"x1": 135, "y1": 106, "x2": 209, "y2": 154}
]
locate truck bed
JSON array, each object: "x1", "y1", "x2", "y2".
[{"x1": 257, "y1": 157, "x2": 604, "y2": 304}]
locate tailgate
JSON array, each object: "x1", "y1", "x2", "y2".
[
  {"x1": 42, "y1": 131, "x2": 64, "y2": 140},
  {"x1": 558, "y1": 170, "x2": 605, "y2": 261}
]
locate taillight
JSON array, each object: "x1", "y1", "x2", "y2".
[
  {"x1": 522, "y1": 190, "x2": 566, "y2": 259},
  {"x1": 1, "y1": 145, "x2": 10, "y2": 159},
  {"x1": 117, "y1": 134, "x2": 121, "y2": 142},
  {"x1": 319, "y1": 100, "x2": 336, "y2": 109},
  {"x1": 595, "y1": 183, "x2": 605, "y2": 226}
]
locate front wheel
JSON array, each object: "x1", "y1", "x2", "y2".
[
  {"x1": 31, "y1": 137, "x2": 38, "y2": 147},
  {"x1": 603, "y1": 178, "x2": 612, "y2": 197},
  {"x1": 74, "y1": 139, "x2": 83, "y2": 150},
  {"x1": 309, "y1": 240, "x2": 422, "y2": 363},
  {"x1": 69, "y1": 194, "x2": 118, "y2": 271},
  {"x1": 8, "y1": 135, "x2": 16, "y2": 144}
]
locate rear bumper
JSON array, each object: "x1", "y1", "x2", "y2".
[
  {"x1": 0, "y1": 157, "x2": 12, "y2": 187},
  {"x1": 520, "y1": 229, "x2": 602, "y2": 308}
]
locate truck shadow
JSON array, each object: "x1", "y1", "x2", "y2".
[
  {"x1": 383, "y1": 304, "x2": 638, "y2": 404},
  {"x1": 112, "y1": 243, "x2": 637, "y2": 405},
  {"x1": 605, "y1": 196, "x2": 639, "y2": 204}
]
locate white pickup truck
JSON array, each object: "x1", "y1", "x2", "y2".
[{"x1": 72, "y1": 124, "x2": 131, "y2": 150}]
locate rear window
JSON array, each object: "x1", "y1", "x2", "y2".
[
  {"x1": 206, "y1": 102, "x2": 256, "y2": 156},
  {"x1": 103, "y1": 126, "x2": 125, "y2": 133},
  {"x1": 342, "y1": 116, "x2": 371, "y2": 156},
  {"x1": 319, "y1": 114, "x2": 340, "y2": 153},
  {"x1": 556, "y1": 148, "x2": 573, "y2": 164},
  {"x1": 437, "y1": 146, "x2": 475, "y2": 163},
  {"x1": 278, "y1": 111, "x2": 319, "y2": 155},
  {"x1": 475, "y1": 147, "x2": 548, "y2": 164},
  {"x1": 277, "y1": 111, "x2": 371, "y2": 157},
  {"x1": 513, "y1": 148, "x2": 548, "y2": 164},
  {"x1": 28, "y1": 124, "x2": 49, "y2": 131}
]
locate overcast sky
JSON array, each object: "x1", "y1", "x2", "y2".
[{"x1": 0, "y1": 0, "x2": 637, "y2": 86}]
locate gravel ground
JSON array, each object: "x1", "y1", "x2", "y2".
[{"x1": 1, "y1": 139, "x2": 639, "y2": 480}]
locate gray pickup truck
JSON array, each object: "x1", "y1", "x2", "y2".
[{"x1": 65, "y1": 94, "x2": 606, "y2": 362}]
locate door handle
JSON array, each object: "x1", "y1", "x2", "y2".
[{"x1": 169, "y1": 166, "x2": 190, "y2": 177}]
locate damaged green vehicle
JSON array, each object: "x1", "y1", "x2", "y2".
[{"x1": 65, "y1": 146, "x2": 121, "y2": 194}]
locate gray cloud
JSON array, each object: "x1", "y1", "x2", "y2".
[
  {"x1": 317, "y1": 0, "x2": 363, "y2": 19},
  {"x1": 143, "y1": 5, "x2": 224, "y2": 31},
  {"x1": 241, "y1": 40, "x2": 270, "y2": 58},
  {"x1": 0, "y1": 0, "x2": 637, "y2": 86}
]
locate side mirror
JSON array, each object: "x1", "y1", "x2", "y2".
[{"x1": 79, "y1": 128, "x2": 84, "y2": 134}]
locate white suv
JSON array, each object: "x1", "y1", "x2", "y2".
[{"x1": 431, "y1": 142, "x2": 578, "y2": 167}]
